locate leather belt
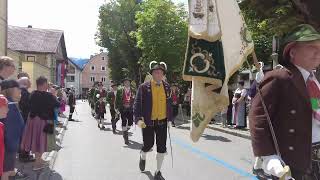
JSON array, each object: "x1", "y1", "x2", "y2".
[{"x1": 150, "y1": 119, "x2": 167, "y2": 126}]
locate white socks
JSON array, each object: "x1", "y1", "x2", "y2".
[
  {"x1": 156, "y1": 153, "x2": 165, "y2": 172},
  {"x1": 140, "y1": 151, "x2": 147, "y2": 160}
]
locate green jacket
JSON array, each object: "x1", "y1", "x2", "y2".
[{"x1": 115, "y1": 86, "x2": 135, "y2": 111}]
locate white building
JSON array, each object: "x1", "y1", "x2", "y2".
[{"x1": 66, "y1": 59, "x2": 82, "y2": 97}]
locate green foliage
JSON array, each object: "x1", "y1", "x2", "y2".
[
  {"x1": 134, "y1": 0, "x2": 188, "y2": 82},
  {"x1": 96, "y1": 0, "x2": 141, "y2": 83},
  {"x1": 239, "y1": 0, "x2": 303, "y2": 66}
]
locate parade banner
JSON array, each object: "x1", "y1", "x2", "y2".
[{"x1": 184, "y1": 0, "x2": 254, "y2": 142}]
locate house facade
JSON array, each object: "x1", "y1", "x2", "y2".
[
  {"x1": 81, "y1": 52, "x2": 110, "y2": 96},
  {"x1": 7, "y1": 25, "x2": 68, "y2": 90},
  {"x1": 65, "y1": 59, "x2": 82, "y2": 97},
  {"x1": 0, "y1": 0, "x2": 7, "y2": 56}
]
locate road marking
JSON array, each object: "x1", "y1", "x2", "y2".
[{"x1": 172, "y1": 138, "x2": 258, "y2": 180}]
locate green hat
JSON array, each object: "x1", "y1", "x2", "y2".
[
  {"x1": 122, "y1": 78, "x2": 131, "y2": 83},
  {"x1": 280, "y1": 24, "x2": 320, "y2": 64}
]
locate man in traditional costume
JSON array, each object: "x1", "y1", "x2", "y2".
[
  {"x1": 68, "y1": 88, "x2": 76, "y2": 121},
  {"x1": 88, "y1": 85, "x2": 97, "y2": 117},
  {"x1": 95, "y1": 82, "x2": 107, "y2": 119},
  {"x1": 134, "y1": 61, "x2": 172, "y2": 180},
  {"x1": 116, "y1": 78, "x2": 135, "y2": 145},
  {"x1": 107, "y1": 82, "x2": 119, "y2": 134},
  {"x1": 250, "y1": 24, "x2": 320, "y2": 180},
  {"x1": 170, "y1": 83, "x2": 180, "y2": 127}
]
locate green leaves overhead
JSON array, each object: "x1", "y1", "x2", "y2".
[{"x1": 134, "y1": 0, "x2": 188, "y2": 81}]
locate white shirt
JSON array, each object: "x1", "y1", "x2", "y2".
[
  {"x1": 113, "y1": 90, "x2": 117, "y2": 97},
  {"x1": 295, "y1": 65, "x2": 320, "y2": 143}
]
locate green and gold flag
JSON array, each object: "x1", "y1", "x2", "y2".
[{"x1": 184, "y1": 0, "x2": 254, "y2": 142}]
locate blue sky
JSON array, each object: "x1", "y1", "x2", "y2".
[{"x1": 8, "y1": 0, "x2": 188, "y2": 58}]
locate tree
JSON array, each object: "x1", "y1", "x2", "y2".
[
  {"x1": 240, "y1": 0, "x2": 320, "y2": 66},
  {"x1": 96, "y1": 0, "x2": 141, "y2": 84},
  {"x1": 134, "y1": 0, "x2": 188, "y2": 82}
]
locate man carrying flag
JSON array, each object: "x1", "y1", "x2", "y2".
[{"x1": 250, "y1": 24, "x2": 320, "y2": 180}]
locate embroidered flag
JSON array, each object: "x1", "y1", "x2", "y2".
[{"x1": 184, "y1": 0, "x2": 254, "y2": 142}]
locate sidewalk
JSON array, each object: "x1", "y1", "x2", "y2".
[
  {"x1": 14, "y1": 116, "x2": 69, "y2": 180},
  {"x1": 175, "y1": 113, "x2": 251, "y2": 140}
]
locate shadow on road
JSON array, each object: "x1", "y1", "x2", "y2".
[
  {"x1": 13, "y1": 165, "x2": 64, "y2": 180},
  {"x1": 175, "y1": 125, "x2": 190, "y2": 131},
  {"x1": 123, "y1": 140, "x2": 143, "y2": 150},
  {"x1": 67, "y1": 119, "x2": 82, "y2": 123},
  {"x1": 141, "y1": 171, "x2": 154, "y2": 180},
  {"x1": 201, "y1": 134, "x2": 231, "y2": 142},
  {"x1": 100, "y1": 127, "x2": 112, "y2": 131}
]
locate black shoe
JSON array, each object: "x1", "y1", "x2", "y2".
[
  {"x1": 112, "y1": 129, "x2": 116, "y2": 134},
  {"x1": 154, "y1": 171, "x2": 165, "y2": 180},
  {"x1": 139, "y1": 155, "x2": 146, "y2": 172},
  {"x1": 14, "y1": 169, "x2": 28, "y2": 179},
  {"x1": 172, "y1": 123, "x2": 176, "y2": 127},
  {"x1": 123, "y1": 131, "x2": 129, "y2": 145}
]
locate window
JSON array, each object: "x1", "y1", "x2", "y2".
[
  {"x1": 101, "y1": 77, "x2": 106, "y2": 82},
  {"x1": 91, "y1": 66, "x2": 95, "y2": 71},
  {"x1": 102, "y1": 57, "x2": 105, "y2": 60},
  {"x1": 90, "y1": 76, "x2": 95, "y2": 82},
  {"x1": 66, "y1": 75, "x2": 75, "y2": 82},
  {"x1": 67, "y1": 64, "x2": 75, "y2": 74},
  {"x1": 26, "y1": 56, "x2": 36, "y2": 62},
  {"x1": 101, "y1": 66, "x2": 106, "y2": 71}
]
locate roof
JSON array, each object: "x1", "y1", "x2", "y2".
[
  {"x1": 69, "y1": 58, "x2": 89, "y2": 70},
  {"x1": 8, "y1": 25, "x2": 67, "y2": 58}
]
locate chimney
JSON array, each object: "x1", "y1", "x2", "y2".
[{"x1": 27, "y1": 25, "x2": 32, "y2": 28}]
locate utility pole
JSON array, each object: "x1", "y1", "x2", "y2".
[{"x1": 0, "y1": 0, "x2": 8, "y2": 56}]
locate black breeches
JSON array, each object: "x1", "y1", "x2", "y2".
[
  {"x1": 120, "y1": 109, "x2": 133, "y2": 128},
  {"x1": 141, "y1": 122, "x2": 167, "y2": 153}
]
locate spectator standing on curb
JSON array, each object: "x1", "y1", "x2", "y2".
[
  {"x1": 0, "y1": 95, "x2": 9, "y2": 179},
  {"x1": 0, "y1": 80, "x2": 26, "y2": 180},
  {"x1": 20, "y1": 76, "x2": 60, "y2": 171},
  {"x1": 170, "y1": 83, "x2": 180, "y2": 127},
  {"x1": 0, "y1": 57, "x2": 15, "y2": 82},
  {"x1": 57, "y1": 88, "x2": 67, "y2": 118},
  {"x1": 232, "y1": 81, "x2": 247, "y2": 129},
  {"x1": 17, "y1": 77, "x2": 35, "y2": 162}
]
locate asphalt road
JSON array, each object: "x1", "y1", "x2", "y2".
[{"x1": 53, "y1": 101, "x2": 258, "y2": 180}]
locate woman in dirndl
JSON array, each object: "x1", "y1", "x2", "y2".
[
  {"x1": 232, "y1": 81, "x2": 247, "y2": 129},
  {"x1": 20, "y1": 76, "x2": 60, "y2": 171}
]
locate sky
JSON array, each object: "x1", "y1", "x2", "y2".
[{"x1": 8, "y1": 0, "x2": 188, "y2": 59}]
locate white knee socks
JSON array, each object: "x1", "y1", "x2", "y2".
[
  {"x1": 140, "y1": 151, "x2": 147, "y2": 160},
  {"x1": 156, "y1": 153, "x2": 165, "y2": 172}
]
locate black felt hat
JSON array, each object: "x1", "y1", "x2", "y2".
[
  {"x1": 149, "y1": 61, "x2": 167, "y2": 74},
  {"x1": 0, "y1": 79, "x2": 20, "y2": 90}
]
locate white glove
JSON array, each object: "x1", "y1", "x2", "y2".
[
  {"x1": 262, "y1": 155, "x2": 285, "y2": 177},
  {"x1": 137, "y1": 118, "x2": 146, "y2": 129}
]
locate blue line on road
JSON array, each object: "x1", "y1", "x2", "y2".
[{"x1": 172, "y1": 138, "x2": 258, "y2": 180}]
